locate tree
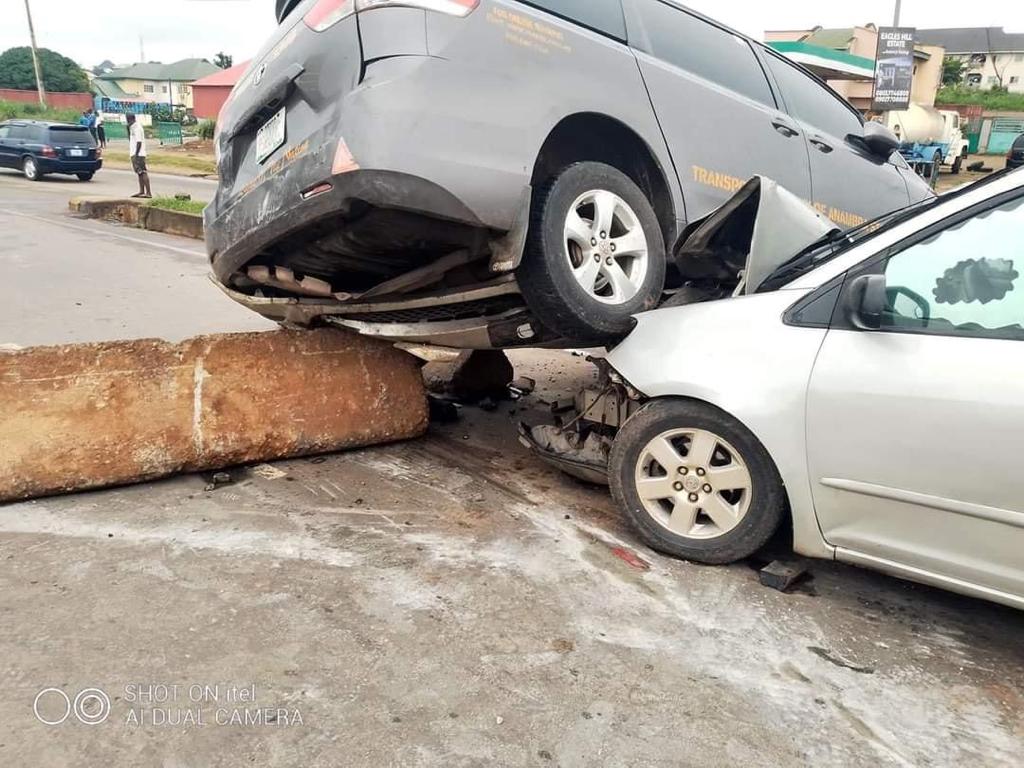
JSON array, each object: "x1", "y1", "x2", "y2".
[
  {"x1": 91, "y1": 59, "x2": 116, "y2": 75},
  {"x1": 0, "y1": 46, "x2": 89, "y2": 92},
  {"x1": 213, "y1": 52, "x2": 233, "y2": 69},
  {"x1": 941, "y1": 57, "x2": 965, "y2": 86}
]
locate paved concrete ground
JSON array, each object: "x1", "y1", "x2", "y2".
[
  {"x1": 0, "y1": 167, "x2": 270, "y2": 346},
  {"x1": 1, "y1": 172, "x2": 1022, "y2": 766}
]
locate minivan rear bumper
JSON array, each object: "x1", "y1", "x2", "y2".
[{"x1": 206, "y1": 156, "x2": 485, "y2": 284}]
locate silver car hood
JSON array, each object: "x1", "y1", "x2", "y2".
[{"x1": 676, "y1": 176, "x2": 838, "y2": 294}]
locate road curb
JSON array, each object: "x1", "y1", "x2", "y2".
[{"x1": 70, "y1": 196, "x2": 204, "y2": 240}]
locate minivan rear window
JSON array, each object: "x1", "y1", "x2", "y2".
[
  {"x1": 517, "y1": 0, "x2": 627, "y2": 40},
  {"x1": 634, "y1": 0, "x2": 774, "y2": 108},
  {"x1": 49, "y1": 127, "x2": 95, "y2": 144}
]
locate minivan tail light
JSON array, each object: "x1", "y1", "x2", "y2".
[
  {"x1": 41, "y1": 145, "x2": 57, "y2": 158},
  {"x1": 304, "y1": 0, "x2": 355, "y2": 31}
]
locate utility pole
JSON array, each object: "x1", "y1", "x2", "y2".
[
  {"x1": 23, "y1": 0, "x2": 46, "y2": 107},
  {"x1": 893, "y1": 0, "x2": 902, "y2": 26}
]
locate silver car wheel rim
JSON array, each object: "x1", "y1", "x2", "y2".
[
  {"x1": 564, "y1": 190, "x2": 649, "y2": 305},
  {"x1": 634, "y1": 428, "x2": 752, "y2": 540},
  {"x1": 25, "y1": 158, "x2": 36, "y2": 179}
]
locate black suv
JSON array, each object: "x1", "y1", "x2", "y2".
[
  {"x1": 0, "y1": 120, "x2": 102, "y2": 181},
  {"x1": 1009, "y1": 134, "x2": 1024, "y2": 170}
]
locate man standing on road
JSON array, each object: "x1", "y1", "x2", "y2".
[
  {"x1": 126, "y1": 113, "x2": 151, "y2": 199},
  {"x1": 95, "y1": 111, "x2": 106, "y2": 148}
]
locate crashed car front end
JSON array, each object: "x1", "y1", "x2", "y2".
[{"x1": 520, "y1": 176, "x2": 839, "y2": 482}]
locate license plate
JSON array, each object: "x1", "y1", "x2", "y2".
[
  {"x1": 256, "y1": 107, "x2": 286, "y2": 164},
  {"x1": 69, "y1": 149, "x2": 85, "y2": 157}
]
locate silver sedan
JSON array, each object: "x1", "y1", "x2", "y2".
[{"x1": 595, "y1": 169, "x2": 1024, "y2": 609}]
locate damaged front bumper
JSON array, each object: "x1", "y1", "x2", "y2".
[{"x1": 518, "y1": 360, "x2": 643, "y2": 485}]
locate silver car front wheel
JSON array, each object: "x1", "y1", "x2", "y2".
[
  {"x1": 634, "y1": 427, "x2": 752, "y2": 540},
  {"x1": 23, "y1": 157, "x2": 39, "y2": 181},
  {"x1": 609, "y1": 399, "x2": 785, "y2": 564}
]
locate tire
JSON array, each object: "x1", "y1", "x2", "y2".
[
  {"x1": 609, "y1": 399, "x2": 786, "y2": 565},
  {"x1": 77, "y1": 172, "x2": 94, "y2": 181},
  {"x1": 23, "y1": 156, "x2": 41, "y2": 181},
  {"x1": 951, "y1": 155, "x2": 963, "y2": 175},
  {"x1": 518, "y1": 162, "x2": 666, "y2": 343}
]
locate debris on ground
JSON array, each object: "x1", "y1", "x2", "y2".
[
  {"x1": 204, "y1": 471, "x2": 234, "y2": 491},
  {"x1": 251, "y1": 463, "x2": 288, "y2": 480},
  {"x1": 610, "y1": 546, "x2": 651, "y2": 571},
  {"x1": 509, "y1": 376, "x2": 537, "y2": 397},
  {"x1": 422, "y1": 349, "x2": 514, "y2": 403},
  {"x1": 427, "y1": 396, "x2": 461, "y2": 424},
  {"x1": 758, "y1": 560, "x2": 810, "y2": 593}
]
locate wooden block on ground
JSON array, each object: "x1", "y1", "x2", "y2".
[{"x1": 0, "y1": 329, "x2": 427, "y2": 502}]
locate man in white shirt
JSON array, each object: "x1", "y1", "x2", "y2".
[
  {"x1": 126, "y1": 113, "x2": 151, "y2": 198},
  {"x1": 95, "y1": 111, "x2": 106, "y2": 148}
]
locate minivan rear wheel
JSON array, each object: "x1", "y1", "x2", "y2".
[
  {"x1": 519, "y1": 162, "x2": 665, "y2": 343},
  {"x1": 23, "y1": 157, "x2": 41, "y2": 181},
  {"x1": 77, "y1": 172, "x2": 94, "y2": 181}
]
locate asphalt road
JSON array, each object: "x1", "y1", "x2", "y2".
[{"x1": 0, "y1": 166, "x2": 272, "y2": 347}]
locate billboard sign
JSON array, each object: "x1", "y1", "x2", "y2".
[{"x1": 872, "y1": 27, "x2": 916, "y2": 111}]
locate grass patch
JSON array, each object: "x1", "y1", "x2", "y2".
[
  {"x1": 937, "y1": 86, "x2": 1024, "y2": 111},
  {"x1": 103, "y1": 150, "x2": 217, "y2": 175},
  {"x1": 146, "y1": 196, "x2": 207, "y2": 215}
]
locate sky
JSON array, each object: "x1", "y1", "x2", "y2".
[{"x1": 5, "y1": 0, "x2": 1024, "y2": 71}]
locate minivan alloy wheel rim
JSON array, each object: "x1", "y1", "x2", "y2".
[
  {"x1": 634, "y1": 428, "x2": 752, "y2": 539},
  {"x1": 564, "y1": 190, "x2": 649, "y2": 305},
  {"x1": 25, "y1": 158, "x2": 36, "y2": 179}
]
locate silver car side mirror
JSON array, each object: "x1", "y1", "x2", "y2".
[{"x1": 847, "y1": 274, "x2": 887, "y2": 330}]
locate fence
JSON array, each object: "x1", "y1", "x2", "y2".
[
  {"x1": 0, "y1": 89, "x2": 93, "y2": 110},
  {"x1": 104, "y1": 122, "x2": 128, "y2": 140},
  {"x1": 156, "y1": 122, "x2": 183, "y2": 146}
]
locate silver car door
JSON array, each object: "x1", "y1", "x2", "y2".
[
  {"x1": 805, "y1": 192, "x2": 1024, "y2": 602},
  {"x1": 627, "y1": 0, "x2": 812, "y2": 221},
  {"x1": 760, "y1": 51, "x2": 911, "y2": 228}
]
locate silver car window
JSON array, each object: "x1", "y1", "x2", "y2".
[{"x1": 882, "y1": 197, "x2": 1024, "y2": 340}]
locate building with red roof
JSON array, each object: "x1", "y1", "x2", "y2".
[{"x1": 191, "y1": 60, "x2": 250, "y2": 120}]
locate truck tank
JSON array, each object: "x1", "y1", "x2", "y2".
[{"x1": 886, "y1": 104, "x2": 947, "y2": 144}]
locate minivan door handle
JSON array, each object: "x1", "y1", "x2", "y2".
[
  {"x1": 809, "y1": 136, "x2": 834, "y2": 153},
  {"x1": 771, "y1": 119, "x2": 800, "y2": 138}
]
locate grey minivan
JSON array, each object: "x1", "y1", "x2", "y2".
[{"x1": 206, "y1": 0, "x2": 933, "y2": 347}]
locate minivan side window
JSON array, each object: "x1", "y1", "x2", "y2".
[
  {"x1": 763, "y1": 53, "x2": 863, "y2": 140},
  {"x1": 0, "y1": 126, "x2": 9, "y2": 139},
  {"x1": 517, "y1": 0, "x2": 627, "y2": 40},
  {"x1": 8, "y1": 125, "x2": 30, "y2": 140},
  {"x1": 881, "y1": 196, "x2": 1024, "y2": 341},
  {"x1": 633, "y1": 0, "x2": 774, "y2": 108}
]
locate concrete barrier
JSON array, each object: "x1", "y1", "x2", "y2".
[
  {"x1": 0, "y1": 329, "x2": 427, "y2": 502},
  {"x1": 70, "y1": 197, "x2": 204, "y2": 240}
]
